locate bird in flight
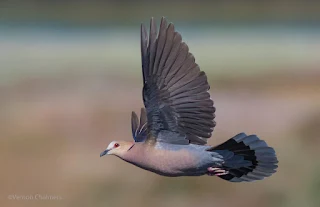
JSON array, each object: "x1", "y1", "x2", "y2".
[{"x1": 100, "y1": 17, "x2": 278, "y2": 182}]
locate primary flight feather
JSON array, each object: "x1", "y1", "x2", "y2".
[{"x1": 100, "y1": 17, "x2": 278, "y2": 182}]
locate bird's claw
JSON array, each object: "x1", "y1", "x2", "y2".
[{"x1": 207, "y1": 167, "x2": 229, "y2": 176}]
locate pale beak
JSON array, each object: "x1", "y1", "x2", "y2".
[{"x1": 100, "y1": 149, "x2": 109, "y2": 157}]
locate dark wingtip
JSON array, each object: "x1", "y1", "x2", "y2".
[
  {"x1": 150, "y1": 17, "x2": 157, "y2": 28},
  {"x1": 140, "y1": 23, "x2": 148, "y2": 43},
  {"x1": 150, "y1": 17, "x2": 155, "y2": 26},
  {"x1": 140, "y1": 107, "x2": 146, "y2": 115},
  {"x1": 141, "y1": 23, "x2": 146, "y2": 31},
  {"x1": 167, "y1": 22, "x2": 175, "y2": 31},
  {"x1": 160, "y1": 17, "x2": 168, "y2": 30},
  {"x1": 131, "y1": 111, "x2": 139, "y2": 138}
]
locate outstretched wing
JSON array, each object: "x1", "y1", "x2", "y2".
[
  {"x1": 131, "y1": 108, "x2": 148, "y2": 142},
  {"x1": 141, "y1": 17, "x2": 216, "y2": 145}
]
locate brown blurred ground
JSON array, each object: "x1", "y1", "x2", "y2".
[{"x1": 1, "y1": 72, "x2": 319, "y2": 207}]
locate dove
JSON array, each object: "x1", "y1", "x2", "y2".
[{"x1": 100, "y1": 17, "x2": 278, "y2": 182}]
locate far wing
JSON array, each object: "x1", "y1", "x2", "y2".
[
  {"x1": 141, "y1": 17, "x2": 216, "y2": 145},
  {"x1": 131, "y1": 108, "x2": 148, "y2": 142}
]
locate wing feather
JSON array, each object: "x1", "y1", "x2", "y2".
[{"x1": 141, "y1": 17, "x2": 216, "y2": 145}]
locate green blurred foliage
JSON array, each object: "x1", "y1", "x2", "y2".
[{"x1": 1, "y1": 0, "x2": 320, "y2": 24}]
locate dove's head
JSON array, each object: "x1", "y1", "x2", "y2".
[{"x1": 100, "y1": 141, "x2": 134, "y2": 157}]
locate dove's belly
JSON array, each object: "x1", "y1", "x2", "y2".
[{"x1": 122, "y1": 143, "x2": 214, "y2": 176}]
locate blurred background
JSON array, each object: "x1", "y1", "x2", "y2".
[{"x1": 0, "y1": 0, "x2": 319, "y2": 207}]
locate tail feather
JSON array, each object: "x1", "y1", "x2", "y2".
[{"x1": 209, "y1": 133, "x2": 278, "y2": 182}]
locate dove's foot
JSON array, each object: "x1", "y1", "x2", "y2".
[{"x1": 207, "y1": 167, "x2": 229, "y2": 176}]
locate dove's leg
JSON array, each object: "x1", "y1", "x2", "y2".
[{"x1": 207, "y1": 167, "x2": 229, "y2": 176}]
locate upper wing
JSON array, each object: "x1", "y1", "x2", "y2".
[
  {"x1": 131, "y1": 108, "x2": 148, "y2": 142},
  {"x1": 141, "y1": 17, "x2": 216, "y2": 145}
]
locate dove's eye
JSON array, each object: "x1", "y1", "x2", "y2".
[{"x1": 114, "y1": 143, "x2": 120, "y2": 148}]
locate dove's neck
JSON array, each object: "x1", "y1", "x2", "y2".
[{"x1": 119, "y1": 143, "x2": 154, "y2": 169}]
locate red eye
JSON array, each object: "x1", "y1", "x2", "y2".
[{"x1": 114, "y1": 143, "x2": 120, "y2": 148}]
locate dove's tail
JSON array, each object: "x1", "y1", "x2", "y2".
[{"x1": 208, "y1": 133, "x2": 278, "y2": 182}]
